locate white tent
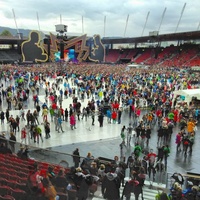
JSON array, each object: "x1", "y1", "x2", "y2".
[{"x1": 173, "y1": 89, "x2": 200, "y2": 105}]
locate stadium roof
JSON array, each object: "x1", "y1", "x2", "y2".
[
  {"x1": 0, "y1": 30, "x2": 200, "y2": 45},
  {"x1": 0, "y1": 36, "x2": 27, "y2": 44},
  {"x1": 101, "y1": 30, "x2": 200, "y2": 44}
]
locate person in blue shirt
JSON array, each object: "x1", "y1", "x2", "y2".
[
  {"x1": 106, "y1": 109, "x2": 111, "y2": 124},
  {"x1": 195, "y1": 108, "x2": 199, "y2": 121},
  {"x1": 57, "y1": 116, "x2": 64, "y2": 133}
]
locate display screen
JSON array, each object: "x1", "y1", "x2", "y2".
[{"x1": 54, "y1": 49, "x2": 77, "y2": 62}]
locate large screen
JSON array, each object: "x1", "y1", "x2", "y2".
[{"x1": 54, "y1": 49, "x2": 77, "y2": 62}]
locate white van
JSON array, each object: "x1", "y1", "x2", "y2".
[{"x1": 126, "y1": 64, "x2": 149, "y2": 71}]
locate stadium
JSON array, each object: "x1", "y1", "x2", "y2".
[
  {"x1": 0, "y1": 30, "x2": 200, "y2": 67},
  {"x1": 1, "y1": 1, "x2": 200, "y2": 200}
]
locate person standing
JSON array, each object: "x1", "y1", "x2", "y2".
[
  {"x1": 117, "y1": 108, "x2": 122, "y2": 124},
  {"x1": 6, "y1": 109, "x2": 9, "y2": 123},
  {"x1": 121, "y1": 126, "x2": 126, "y2": 143},
  {"x1": 44, "y1": 120, "x2": 51, "y2": 139},
  {"x1": 65, "y1": 108, "x2": 69, "y2": 122},
  {"x1": 91, "y1": 110, "x2": 95, "y2": 126},
  {"x1": 175, "y1": 131, "x2": 182, "y2": 152},
  {"x1": 112, "y1": 110, "x2": 117, "y2": 124},
  {"x1": 98, "y1": 112, "x2": 104, "y2": 127},
  {"x1": 16, "y1": 115, "x2": 20, "y2": 132},
  {"x1": 127, "y1": 123, "x2": 133, "y2": 146},
  {"x1": 21, "y1": 127, "x2": 28, "y2": 145},
  {"x1": 20, "y1": 108, "x2": 26, "y2": 121},
  {"x1": 42, "y1": 106, "x2": 48, "y2": 122},
  {"x1": 0, "y1": 111, "x2": 5, "y2": 124},
  {"x1": 72, "y1": 148, "x2": 80, "y2": 168},
  {"x1": 120, "y1": 140, "x2": 127, "y2": 162},
  {"x1": 70, "y1": 112, "x2": 76, "y2": 130},
  {"x1": 188, "y1": 132, "x2": 195, "y2": 154},
  {"x1": 9, "y1": 132, "x2": 16, "y2": 153},
  {"x1": 163, "y1": 145, "x2": 170, "y2": 170},
  {"x1": 106, "y1": 109, "x2": 111, "y2": 124},
  {"x1": 102, "y1": 171, "x2": 121, "y2": 200},
  {"x1": 57, "y1": 116, "x2": 64, "y2": 133}
]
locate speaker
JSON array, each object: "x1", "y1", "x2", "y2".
[
  {"x1": 44, "y1": 39, "x2": 51, "y2": 61},
  {"x1": 60, "y1": 42, "x2": 64, "y2": 59}
]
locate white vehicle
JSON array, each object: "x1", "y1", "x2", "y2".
[{"x1": 126, "y1": 64, "x2": 149, "y2": 71}]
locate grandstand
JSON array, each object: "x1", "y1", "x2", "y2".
[
  {"x1": 103, "y1": 31, "x2": 200, "y2": 66},
  {"x1": 0, "y1": 30, "x2": 200, "y2": 66}
]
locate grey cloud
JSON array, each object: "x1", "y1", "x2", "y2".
[{"x1": 1, "y1": 0, "x2": 200, "y2": 37}]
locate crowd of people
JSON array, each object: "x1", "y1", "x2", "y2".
[{"x1": 0, "y1": 62, "x2": 200, "y2": 199}]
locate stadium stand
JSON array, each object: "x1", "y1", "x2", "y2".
[
  {"x1": 105, "y1": 49, "x2": 121, "y2": 62},
  {"x1": 0, "y1": 50, "x2": 21, "y2": 63},
  {"x1": 134, "y1": 48, "x2": 153, "y2": 64},
  {"x1": 0, "y1": 153, "x2": 70, "y2": 200}
]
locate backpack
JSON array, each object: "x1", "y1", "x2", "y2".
[
  {"x1": 171, "y1": 173, "x2": 184, "y2": 185},
  {"x1": 85, "y1": 175, "x2": 93, "y2": 186},
  {"x1": 36, "y1": 127, "x2": 42, "y2": 134}
]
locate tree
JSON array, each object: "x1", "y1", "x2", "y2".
[{"x1": 0, "y1": 30, "x2": 13, "y2": 36}]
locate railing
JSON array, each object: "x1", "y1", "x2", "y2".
[
  {"x1": 166, "y1": 172, "x2": 174, "y2": 189},
  {"x1": 0, "y1": 137, "x2": 86, "y2": 168}
]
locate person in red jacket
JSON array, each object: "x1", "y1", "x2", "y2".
[{"x1": 112, "y1": 110, "x2": 117, "y2": 124}]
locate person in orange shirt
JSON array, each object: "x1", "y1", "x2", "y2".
[
  {"x1": 43, "y1": 178, "x2": 57, "y2": 200},
  {"x1": 187, "y1": 119, "x2": 195, "y2": 133}
]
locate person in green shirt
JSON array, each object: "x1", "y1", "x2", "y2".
[
  {"x1": 49, "y1": 106, "x2": 54, "y2": 122},
  {"x1": 155, "y1": 191, "x2": 171, "y2": 200},
  {"x1": 133, "y1": 143, "x2": 142, "y2": 159},
  {"x1": 163, "y1": 145, "x2": 170, "y2": 171}
]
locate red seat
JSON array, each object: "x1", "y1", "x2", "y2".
[
  {"x1": 0, "y1": 186, "x2": 12, "y2": 196},
  {"x1": 17, "y1": 176, "x2": 27, "y2": 184},
  {"x1": 0, "y1": 172, "x2": 9, "y2": 180},
  {"x1": 0, "y1": 156, "x2": 5, "y2": 161},
  {"x1": 7, "y1": 169, "x2": 17, "y2": 175},
  {"x1": 15, "y1": 182, "x2": 27, "y2": 191},
  {"x1": 17, "y1": 171, "x2": 28, "y2": 178},
  {"x1": 0, "y1": 153, "x2": 6, "y2": 158},
  {"x1": 0, "y1": 195, "x2": 15, "y2": 200},
  {"x1": 11, "y1": 189, "x2": 26, "y2": 200},
  {"x1": 6, "y1": 180, "x2": 18, "y2": 189},
  {"x1": 0, "y1": 166, "x2": 7, "y2": 171},
  {"x1": 0, "y1": 178, "x2": 8, "y2": 186}
]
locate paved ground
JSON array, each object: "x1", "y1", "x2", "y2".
[{"x1": 2, "y1": 76, "x2": 200, "y2": 200}]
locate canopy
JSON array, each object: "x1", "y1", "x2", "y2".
[{"x1": 173, "y1": 89, "x2": 200, "y2": 105}]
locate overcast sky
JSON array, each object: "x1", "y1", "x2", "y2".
[{"x1": 0, "y1": 0, "x2": 200, "y2": 37}]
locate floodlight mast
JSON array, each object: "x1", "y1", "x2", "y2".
[
  {"x1": 175, "y1": 3, "x2": 186, "y2": 33},
  {"x1": 104, "y1": 16, "x2": 106, "y2": 37},
  {"x1": 141, "y1": 11, "x2": 150, "y2": 37},
  {"x1": 124, "y1": 14, "x2": 129, "y2": 37},
  {"x1": 158, "y1": 7, "x2": 167, "y2": 34},
  {"x1": 36, "y1": 12, "x2": 41, "y2": 31},
  {"x1": 12, "y1": 9, "x2": 21, "y2": 39}
]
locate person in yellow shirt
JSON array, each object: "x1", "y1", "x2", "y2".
[
  {"x1": 187, "y1": 119, "x2": 195, "y2": 133},
  {"x1": 42, "y1": 107, "x2": 49, "y2": 122}
]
